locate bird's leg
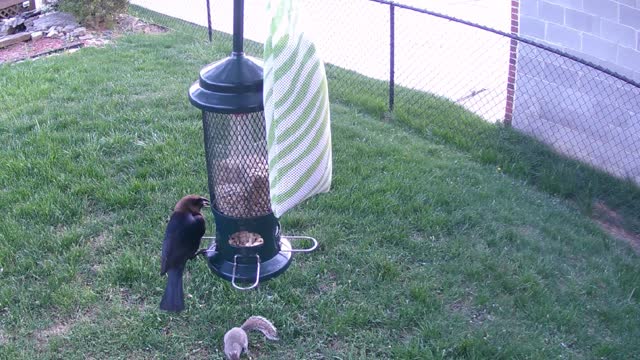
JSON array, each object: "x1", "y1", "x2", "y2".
[{"x1": 190, "y1": 248, "x2": 208, "y2": 259}]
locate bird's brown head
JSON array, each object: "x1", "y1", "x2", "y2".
[{"x1": 174, "y1": 195, "x2": 210, "y2": 215}]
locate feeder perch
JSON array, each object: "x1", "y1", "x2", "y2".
[{"x1": 189, "y1": 0, "x2": 317, "y2": 290}]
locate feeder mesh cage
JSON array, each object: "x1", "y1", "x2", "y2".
[{"x1": 202, "y1": 111, "x2": 272, "y2": 219}]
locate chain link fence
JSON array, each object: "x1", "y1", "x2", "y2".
[
  {"x1": 130, "y1": 0, "x2": 640, "y2": 235},
  {"x1": 128, "y1": 3, "x2": 211, "y2": 43}
]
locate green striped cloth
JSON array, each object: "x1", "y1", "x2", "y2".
[{"x1": 264, "y1": 0, "x2": 332, "y2": 218}]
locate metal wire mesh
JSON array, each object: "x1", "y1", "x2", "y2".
[
  {"x1": 129, "y1": 1, "x2": 261, "y2": 55},
  {"x1": 132, "y1": 1, "x2": 640, "y2": 233},
  {"x1": 129, "y1": 2, "x2": 213, "y2": 43},
  {"x1": 514, "y1": 43, "x2": 640, "y2": 183},
  {"x1": 393, "y1": 5, "x2": 513, "y2": 122},
  {"x1": 202, "y1": 111, "x2": 272, "y2": 219}
]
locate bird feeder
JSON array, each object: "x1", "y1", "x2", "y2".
[{"x1": 189, "y1": 0, "x2": 317, "y2": 290}]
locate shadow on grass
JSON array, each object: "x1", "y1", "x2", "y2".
[{"x1": 326, "y1": 64, "x2": 640, "y2": 237}]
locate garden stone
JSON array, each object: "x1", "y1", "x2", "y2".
[
  {"x1": 0, "y1": 32, "x2": 31, "y2": 49},
  {"x1": 31, "y1": 31, "x2": 43, "y2": 41},
  {"x1": 33, "y1": 12, "x2": 78, "y2": 32},
  {"x1": 46, "y1": 28, "x2": 59, "y2": 38},
  {"x1": 71, "y1": 27, "x2": 86, "y2": 37},
  {"x1": 62, "y1": 24, "x2": 76, "y2": 33},
  {"x1": 5, "y1": 16, "x2": 24, "y2": 28},
  {"x1": 3, "y1": 16, "x2": 26, "y2": 36}
]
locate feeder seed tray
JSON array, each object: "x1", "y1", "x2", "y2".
[{"x1": 229, "y1": 231, "x2": 264, "y2": 247}]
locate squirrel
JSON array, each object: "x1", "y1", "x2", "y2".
[{"x1": 223, "y1": 316, "x2": 279, "y2": 360}]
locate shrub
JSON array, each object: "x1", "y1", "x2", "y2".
[{"x1": 58, "y1": 0, "x2": 128, "y2": 29}]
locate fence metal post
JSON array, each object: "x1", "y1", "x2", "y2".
[
  {"x1": 389, "y1": 2, "x2": 395, "y2": 112},
  {"x1": 206, "y1": 0, "x2": 213, "y2": 42}
]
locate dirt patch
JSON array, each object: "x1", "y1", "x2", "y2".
[
  {"x1": 0, "y1": 14, "x2": 167, "y2": 64},
  {"x1": 449, "y1": 298, "x2": 493, "y2": 325},
  {"x1": 0, "y1": 328, "x2": 8, "y2": 345},
  {"x1": 410, "y1": 231, "x2": 438, "y2": 243},
  {"x1": 113, "y1": 287, "x2": 147, "y2": 311},
  {"x1": 592, "y1": 201, "x2": 640, "y2": 254},
  {"x1": 90, "y1": 232, "x2": 112, "y2": 251},
  {"x1": 329, "y1": 338, "x2": 344, "y2": 351},
  {"x1": 34, "y1": 322, "x2": 70, "y2": 347},
  {"x1": 317, "y1": 280, "x2": 337, "y2": 294},
  {"x1": 115, "y1": 14, "x2": 167, "y2": 35},
  {"x1": 0, "y1": 37, "x2": 77, "y2": 62},
  {"x1": 32, "y1": 309, "x2": 97, "y2": 349},
  {"x1": 184, "y1": 343, "x2": 213, "y2": 359},
  {"x1": 53, "y1": 223, "x2": 68, "y2": 237}
]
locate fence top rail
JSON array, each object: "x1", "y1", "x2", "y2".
[{"x1": 369, "y1": 0, "x2": 640, "y2": 89}]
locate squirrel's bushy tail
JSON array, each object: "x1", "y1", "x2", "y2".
[
  {"x1": 160, "y1": 267, "x2": 184, "y2": 312},
  {"x1": 241, "y1": 316, "x2": 279, "y2": 340}
]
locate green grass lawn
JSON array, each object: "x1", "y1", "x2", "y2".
[{"x1": 1, "y1": 30, "x2": 639, "y2": 359}]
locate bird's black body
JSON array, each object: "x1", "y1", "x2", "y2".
[{"x1": 160, "y1": 195, "x2": 208, "y2": 312}]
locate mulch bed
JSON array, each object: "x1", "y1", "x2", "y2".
[
  {"x1": 0, "y1": 37, "x2": 80, "y2": 62},
  {"x1": 0, "y1": 14, "x2": 167, "y2": 64}
]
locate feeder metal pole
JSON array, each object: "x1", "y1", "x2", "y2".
[
  {"x1": 206, "y1": 0, "x2": 213, "y2": 42},
  {"x1": 389, "y1": 2, "x2": 395, "y2": 112},
  {"x1": 233, "y1": 0, "x2": 244, "y2": 55}
]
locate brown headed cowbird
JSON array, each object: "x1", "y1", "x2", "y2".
[{"x1": 160, "y1": 195, "x2": 209, "y2": 312}]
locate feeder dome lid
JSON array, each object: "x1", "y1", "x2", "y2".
[{"x1": 189, "y1": 53, "x2": 264, "y2": 114}]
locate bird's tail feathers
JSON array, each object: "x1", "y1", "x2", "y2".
[{"x1": 160, "y1": 267, "x2": 185, "y2": 312}]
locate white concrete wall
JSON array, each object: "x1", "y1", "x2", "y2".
[
  {"x1": 514, "y1": 0, "x2": 640, "y2": 184},
  {"x1": 520, "y1": 0, "x2": 640, "y2": 82}
]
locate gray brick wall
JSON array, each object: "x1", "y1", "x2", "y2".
[
  {"x1": 514, "y1": 1, "x2": 640, "y2": 184},
  {"x1": 519, "y1": 0, "x2": 640, "y2": 80}
]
